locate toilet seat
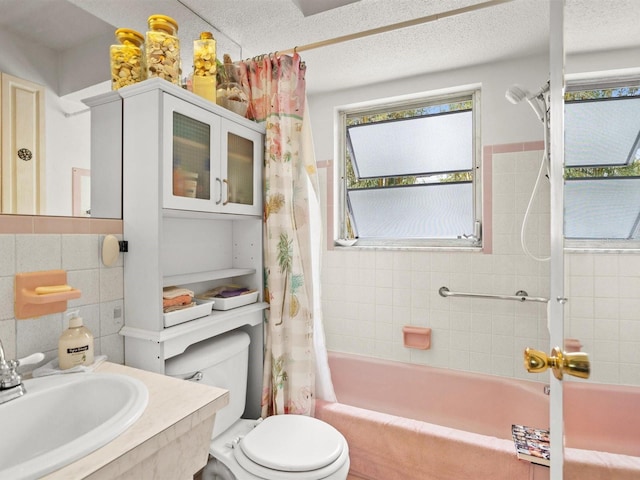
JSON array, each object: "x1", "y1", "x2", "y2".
[{"x1": 232, "y1": 415, "x2": 349, "y2": 480}]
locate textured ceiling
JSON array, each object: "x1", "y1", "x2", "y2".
[{"x1": 0, "y1": 0, "x2": 638, "y2": 95}]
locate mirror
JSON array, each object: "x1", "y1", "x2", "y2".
[{"x1": 0, "y1": 0, "x2": 239, "y2": 218}]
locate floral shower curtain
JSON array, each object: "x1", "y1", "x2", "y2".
[{"x1": 238, "y1": 53, "x2": 334, "y2": 417}]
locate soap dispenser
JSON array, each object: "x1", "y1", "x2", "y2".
[{"x1": 58, "y1": 310, "x2": 94, "y2": 370}]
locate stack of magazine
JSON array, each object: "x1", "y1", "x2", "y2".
[{"x1": 511, "y1": 424, "x2": 550, "y2": 467}]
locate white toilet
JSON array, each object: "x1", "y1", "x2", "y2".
[{"x1": 165, "y1": 330, "x2": 350, "y2": 480}]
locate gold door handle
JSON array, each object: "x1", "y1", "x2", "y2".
[{"x1": 524, "y1": 347, "x2": 590, "y2": 380}]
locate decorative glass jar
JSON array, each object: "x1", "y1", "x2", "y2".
[
  {"x1": 216, "y1": 54, "x2": 249, "y2": 117},
  {"x1": 145, "y1": 14, "x2": 181, "y2": 85},
  {"x1": 110, "y1": 28, "x2": 145, "y2": 90},
  {"x1": 192, "y1": 32, "x2": 217, "y2": 102}
]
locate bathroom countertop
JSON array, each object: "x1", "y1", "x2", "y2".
[{"x1": 42, "y1": 362, "x2": 229, "y2": 479}]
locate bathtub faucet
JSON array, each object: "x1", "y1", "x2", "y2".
[{"x1": 543, "y1": 384, "x2": 550, "y2": 395}]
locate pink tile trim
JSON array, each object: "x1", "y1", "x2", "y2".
[
  {"x1": 34, "y1": 217, "x2": 93, "y2": 234},
  {"x1": 0, "y1": 215, "x2": 34, "y2": 233},
  {"x1": 482, "y1": 141, "x2": 544, "y2": 254},
  {"x1": 0, "y1": 215, "x2": 123, "y2": 234},
  {"x1": 482, "y1": 148, "x2": 493, "y2": 254}
]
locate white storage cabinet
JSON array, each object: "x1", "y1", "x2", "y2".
[{"x1": 86, "y1": 79, "x2": 266, "y2": 418}]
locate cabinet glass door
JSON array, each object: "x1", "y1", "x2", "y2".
[
  {"x1": 221, "y1": 119, "x2": 263, "y2": 215},
  {"x1": 163, "y1": 93, "x2": 220, "y2": 212},
  {"x1": 173, "y1": 112, "x2": 211, "y2": 201},
  {"x1": 227, "y1": 132, "x2": 253, "y2": 206}
]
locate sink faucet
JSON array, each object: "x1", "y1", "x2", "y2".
[{"x1": 0, "y1": 338, "x2": 44, "y2": 404}]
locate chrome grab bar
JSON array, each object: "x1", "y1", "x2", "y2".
[{"x1": 438, "y1": 286, "x2": 549, "y2": 303}]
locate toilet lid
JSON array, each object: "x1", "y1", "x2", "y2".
[{"x1": 238, "y1": 415, "x2": 345, "y2": 472}]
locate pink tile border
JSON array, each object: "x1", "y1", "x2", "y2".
[
  {"x1": 0, "y1": 215, "x2": 34, "y2": 234},
  {"x1": 0, "y1": 215, "x2": 123, "y2": 234},
  {"x1": 319, "y1": 141, "x2": 545, "y2": 253},
  {"x1": 481, "y1": 141, "x2": 545, "y2": 254},
  {"x1": 482, "y1": 146, "x2": 493, "y2": 254}
]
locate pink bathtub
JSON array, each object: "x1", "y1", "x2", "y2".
[{"x1": 315, "y1": 352, "x2": 640, "y2": 480}]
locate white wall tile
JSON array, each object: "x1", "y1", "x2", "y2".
[
  {"x1": 101, "y1": 333, "x2": 124, "y2": 364},
  {"x1": 620, "y1": 320, "x2": 640, "y2": 342},
  {"x1": 468, "y1": 351, "x2": 491, "y2": 374},
  {"x1": 594, "y1": 318, "x2": 619, "y2": 341},
  {"x1": 374, "y1": 340, "x2": 395, "y2": 359},
  {"x1": 593, "y1": 254, "x2": 619, "y2": 276},
  {"x1": 68, "y1": 269, "x2": 100, "y2": 307},
  {"x1": 618, "y1": 255, "x2": 640, "y2": 277},
  {"x1": 3, "y1": 234, "x2": 127, "y2": 370},
  {"x1": 470, "y1": 332, "x2": 492, "y2": 353},
  {"x1": 392, "y1": 269, "x2": 411, "y2": 289},
  {"x1": 391, "y1": 305, "x2": 411, "y2": 325},
  {"x1": 450, "y1": 330, "x2": 470, "y2": 351},
  {"x1": 15, "y1": 234, "x2": 61, "y2": 272},
  {"x1": 0, "y1": 319, "x2": 16, "y2": 359},
  {"x1": 620, "y1": 364, "x2": 640, "y2": 385},
  {"x1": 100, "y1": 266, "x2": 124, "y2": 302},
  {"x1": 450, "y1": 312, "x2": 471, "y2": 331},
  {"x1": 100, "y1": 299, "x2": 124, "y2": 336},
  {"x1": 374, "y1": 286, "x2": 392, "y2": 306},
  {"x1": 619, "y1": 298, "x2": 640, "y2": 320},
  {"x1": 491, "y1": 354, "x2": 514, "y2": 377},
  {"x1": 62, "y1": 234, "x2": 100, "y2": 270},
  {"x1": 0, "y1": 235, "x2": 15, "y2": 276},
  {"x1": 0, "y1": 277, "x2": 14, "y2": 320},
  {"x1": 374, "y1": 269, "x2": 392, "y2": 288},
  {"x1": 392, "y1": 287, "x2": 409, "y2": 307},
  {"x1": 16, "y1": 313, "x2": 62, "y2": 357},
  {"x1": 619, "y1": 276, "x2": 640, "y2": 299},
  {"x1": 375, "y1": 251, "x2": 394, "y2": 270},
  {"x1": 594, "y1": 275, "x2": 619, "y2": 298},
  {"x1": 449, "y1": 349, "x2": 470, "y2": 371},
  {"x1": 410, "y1": 252, "x2": 431, "y2": 271}
]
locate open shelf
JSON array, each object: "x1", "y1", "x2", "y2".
[
  {"x1": 121, "y1": 301, "x2": 269, "y2": 359},
  {"x1": 163, "y1": 268, "x2": 256, "y2": 287}
]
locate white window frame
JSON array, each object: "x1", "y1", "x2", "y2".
[
  {"x1": 334, "y1": 87, "x2": 482, "y2": 249},
  {"x1": 564, "y1": 73, "x2": 640, "y2": 252}
]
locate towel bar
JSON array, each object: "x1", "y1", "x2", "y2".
[{"x1": 438, "y1": 286, "x2": 548, "y2": 303}]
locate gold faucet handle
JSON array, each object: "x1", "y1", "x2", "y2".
[{"x1": 524, "y1": 347, "x2": 590, "y2": 380}]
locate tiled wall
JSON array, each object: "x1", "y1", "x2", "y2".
[
  {"x1": 565, "y1": 253, "x2": 640, "y2": 385},
  {"x1": 0, "y1": 229, "x2": 125, "y2": 369},
  {"x1": 319, "y1": 144, "x2": 640, "y2": 386}
]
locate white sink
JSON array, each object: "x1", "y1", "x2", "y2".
[{"x1": 0, "y1": 373, "x2": 148, "y2": 480}]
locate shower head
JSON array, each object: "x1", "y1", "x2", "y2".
[
  {"x1": 505, "y1": 84, "x2": 530, "y2": 104},
  {"x1": 505, "y1": 82, "x2": 549, "y2": 104},
  {"x1": 505, "y1": 82, "x2": 549, "y2": 122}
]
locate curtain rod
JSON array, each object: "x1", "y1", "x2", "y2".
[{"x1": 278, "y1": 0, "x2": 514, "y2": 55}]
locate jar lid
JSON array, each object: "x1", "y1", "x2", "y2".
[
  {"x1": 115, "y1": 28, "x2": 144, "y2": 46},
  {"x1": 148, "y1": 14, "x2": 178, "y2": 34},
  {"x1": 200, "y1": 31, "x2": 214, "y2": 40}
]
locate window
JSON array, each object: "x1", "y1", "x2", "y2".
[
  {"x1": 564, "y1": 81, "x2": 640, "y2": 248},
  {"x1": 337, "y1": 90, "x2": 481, "y2": 248}
]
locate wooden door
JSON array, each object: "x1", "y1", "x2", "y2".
[{"x1": 1, "y1": 73, "x2": 46, "y2": 214}]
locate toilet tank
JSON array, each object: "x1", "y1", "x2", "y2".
[{"x1": 165, "y1": 329, "x2": 250, "y2": 437}]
